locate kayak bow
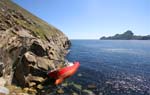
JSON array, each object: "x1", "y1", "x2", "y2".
[{"x1": 47, "y1": 61, "x2": 80, "y2": 85}]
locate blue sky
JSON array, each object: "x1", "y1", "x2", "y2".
[{"x1": 13, "y1": 0, "x2": 150, "y2": 39}]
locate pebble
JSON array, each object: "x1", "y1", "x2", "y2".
[
  {"x1": 99, "y1": 92, "x2": 103, "y2": 95},
  {"x1": 73, "y1": 83, "x2": 82, "y2": 90},
  {"x1": 77, "y1": 73, "x2": 82, "y2": 77},
  {"x1": 37, "y1": 84, "x2": 43, "y2": 89},
  {"x1": 87, "y1": 84, "x2": 96, "y2": 89},
  {"x1": 72, "y1": 92, "x2": 78, "y2": 95},
  {"x1": 57, "y1": 88, "x2": 64, "y2": 94},
  {"x1": 61, "y1": 82, "x2": 68, "y2": 87},
  {"x1": 23, "y1": 88, "x2": 29, "y2": 93},
  {"x1": 82, "y1": 89, "x2": 95, "y2": 95},
  {"x1": 0, "y1": 86, "x2": 9, "y2": 95},
  {"x1": 27, "y1": 88, "x2": 37, "y2": 94},
  {"x1": 17, "y1": 93, "x2": 29, "y2": 95},
  {"x1": 29, "y1": 82, "x2": 36, "y2": 87}
]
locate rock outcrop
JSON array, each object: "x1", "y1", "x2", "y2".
[
  {"x1": 0, "y1": 0, "x2": 71, "y2": 93},
  {"x1": 100, "y1": 30, "x2": 150, "y2": 40}
]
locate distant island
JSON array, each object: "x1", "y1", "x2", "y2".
[{"x1": 100, "y1": 30, "x2": 150, "y2": 40}]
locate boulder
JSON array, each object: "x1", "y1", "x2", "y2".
[{"x1": 0, "y1": 0, "x2": 71, "y2": 94}]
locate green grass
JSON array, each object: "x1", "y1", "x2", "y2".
[{"x1": 0, "y1": 0, "x2": 64, "y2": 40}]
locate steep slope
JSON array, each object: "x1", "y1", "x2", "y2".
[{"x1": 0, "y1": 0, "x2": 71, "y2": 94}]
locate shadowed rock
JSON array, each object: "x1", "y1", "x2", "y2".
[{"x1": 0, "y1": 0, "x2": 71, "y2": 94}]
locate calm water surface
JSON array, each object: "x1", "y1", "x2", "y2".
[
  {"x1": 66, "y1": 40, "x2": 150, "y2": 95},
  {"x1": 68, "y1": 40, "x2": 150, "y2": 71}
]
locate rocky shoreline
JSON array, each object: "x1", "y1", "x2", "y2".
[{"x1": 0, "y1": 0, "x2": 71, "y2": 94}]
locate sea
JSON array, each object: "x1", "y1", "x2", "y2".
[{"x1": 49, "y1": 40, "x2": 150, "y2": 95}]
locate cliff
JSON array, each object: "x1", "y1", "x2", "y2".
[
  {"x1": 0, "y1": 0, "x2": 70, "y2": 94},
  {"x1": 100, "y1": 30, "x2": 150, "y2": 40}
]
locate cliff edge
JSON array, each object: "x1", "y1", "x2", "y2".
[{"x1": 0, "y1": 0, "x2": 71, "y2": 94}]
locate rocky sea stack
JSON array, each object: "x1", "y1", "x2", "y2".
[{"x1": 0, "y1": 0, "x2": 71, "y2": 94}]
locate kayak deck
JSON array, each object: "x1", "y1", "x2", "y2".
[{"x1": 47, "y1": 61, "x2": 80, "y2": 85}]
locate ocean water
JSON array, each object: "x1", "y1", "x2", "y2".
[{"x1": 65, "y1": 40, "x2": 150, "y2": 95}]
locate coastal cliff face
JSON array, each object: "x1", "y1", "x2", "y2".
[{"x1": 0, "y1": 0, "x2": 70, "y2": 93}]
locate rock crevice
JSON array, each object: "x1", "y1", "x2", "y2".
[{"x1": 0, "y1": 0, "x2": 71, "y2": 93}]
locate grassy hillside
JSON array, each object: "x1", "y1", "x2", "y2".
[{"x1": 0, "y1": 0, "x2": 64, "y2": 39}]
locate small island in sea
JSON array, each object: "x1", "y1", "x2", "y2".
[{"x1": 100, "y1": 30, "x2": 150, "y2": 40}]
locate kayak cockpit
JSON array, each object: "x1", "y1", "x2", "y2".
[{"x1": 47, "y1": 61, "x2": 80, "y2": 85}]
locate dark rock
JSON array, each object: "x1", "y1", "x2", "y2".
[
  {"x1": 100, "y1": 30, "x2": 150, "y2": 40},
  {"x1": 0, "y1": 62, "x2": 3, "y2": 77},
  {"x1": 30, "y1": 40, "x2": 46, "y2": 57},
  {"x1": 0, "y1": 0, "x2": 70, "y2": 94}
]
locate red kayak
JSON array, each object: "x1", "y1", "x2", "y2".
[{"x1": 47, "y1": 61, "x2": 80, "y2": 85}]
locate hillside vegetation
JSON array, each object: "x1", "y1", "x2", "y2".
[
  {"x1": 0, "y1": 0, "x2": 65, "y2": 39},
  {"x1": 100, "y1": 30, "x2": 150, "y2": 40}
]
